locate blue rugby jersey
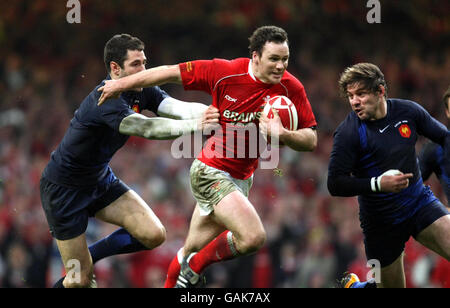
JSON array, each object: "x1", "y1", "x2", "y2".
[
  {"x1": 328, "y1": 99, "x2": 449, "y2": 227},
  {"x1": 43, "y1": 78, "x2": 168, "y2": 187},
  {"x1": 419, "y1": 136, "x2": 450, "y2": 204}
]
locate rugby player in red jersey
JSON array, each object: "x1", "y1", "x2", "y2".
[{"x1": 98, "y1": 26, "x2": 317, "y2": 288}]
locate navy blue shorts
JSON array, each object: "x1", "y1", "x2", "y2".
[
  {"x1": 40, "y1": 174, "x2": 130, "y2": 240},
  {"x1": 363, "y1": 200, "x2": 449, "y2": 267}
]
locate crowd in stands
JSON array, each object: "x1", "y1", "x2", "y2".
[{"x1": 0, "y1": 0, "x2": 449, "y2": 287}]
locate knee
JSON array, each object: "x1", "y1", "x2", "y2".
[
  {"x1": 138, "y1": 225, "x2": 166, "y2": 249},
  {"x1": 235, "y1": 230, "x2": 266, "y2": 255}
]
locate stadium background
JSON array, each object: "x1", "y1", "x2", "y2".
[{"x1": 0, "y1": 0, "x2": 449, "y2": 288}]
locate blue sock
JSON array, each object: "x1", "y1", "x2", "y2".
[
  {"x1": 53, "y1": 276, "x2": 65, "y2": 288},
  {"x1": 89, "y1": 228, "x2": 149, "y2": 263},
  {"x1": 350, "y1": 281, "x2": 367, "y2": 288},
  {"x1": 351, "y1": 279, "x2": 377, "y2": 288}
]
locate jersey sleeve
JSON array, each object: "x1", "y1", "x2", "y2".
[
  {"x1": 291, "y1": 85, "x2": 317, "y2": 129},
  {"x1": 413, "y1": 101, "x2": 448, "y2": 145},
  {"x1": 141, "y1": 86, "x2": 170, "y2": 114},
  {"x1": 179, "y1": 59, "x2": 229, "y2": 94},
  {"x1": 327, "y1": 119, "x2": 373, "y2": 196},
  {"x1": 84, "y1": 81, "x2": 133, "y2": 132},
  {"x1": 444, "y1": 135, "x2": 450, "y2": 202},
  {"x1": 419, "y1": 142, "x2": 438, "y2": 181},
  {"x1": 97, "y1": 96, "x2": 134, "y2": 132}
]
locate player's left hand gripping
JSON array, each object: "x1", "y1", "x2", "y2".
[
  {"x1": 259, "y1": 107, "x2": 283, "y2": 138},
  {"x1": 97, "y1": 80, "x2": 121, "y2": 106},
  {"x1": 199, "y1": 106, "x2": 220, "y2": 131}
]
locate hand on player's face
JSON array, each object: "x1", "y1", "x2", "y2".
[
  {"x1": 97, "y1": 80, "x2": 121, "y2": 106},
  {"x1": 97, "y1": 50, "x2": 146, "y2": 106}
]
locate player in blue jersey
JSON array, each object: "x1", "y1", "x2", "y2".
[
  {"x1": 419, "y1": 86, "x2": 450, "y2": 206},
  {"x1": 40, "y1": 34, "x2": 219, "y2": 288},
  {"x1": 327, "y1": 63, "x2": 450, "y2": 288}
]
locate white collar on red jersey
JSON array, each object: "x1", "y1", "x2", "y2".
[{"x1": 248, "y1": 59, "x2": 256, "y2": 81}]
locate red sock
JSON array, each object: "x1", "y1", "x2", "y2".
[
  {"x1": 188, "y1": 230, "x2": 239, "y2": 274},
  {"x1": 164, "y1": 249, "x2": 182, "y2": 288}
]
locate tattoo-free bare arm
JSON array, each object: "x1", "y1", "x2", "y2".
[
  {"x1": 119, "y1": 105, "x2": 219, "y2": 140},
  {"x1": 280, "y1": 127, "x2": 317, "y2": 152},
  {"x1": 157, "y1": 97, "x2": 208, "y2": 120},
  {"x1": 98, "y1": 65, "x2": 181, "y2": 105},
  {"x1": 119, "y1": 113, "x2": 198, "y2": 140}
]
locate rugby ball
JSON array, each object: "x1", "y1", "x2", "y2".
[{"x1": 263, "y1": 96, "x2": 298, "y2": 131}]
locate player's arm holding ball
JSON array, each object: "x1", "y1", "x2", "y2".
[
  {"x1": 259, "y1": 94, "x2": 317, "y2": 152},
  {"x1": 259, "y1": 108, "x2": 317, "y2": 151}
]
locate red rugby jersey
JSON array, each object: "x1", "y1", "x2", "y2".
[{"x1": 179, "y1": 58, "x2": 317, "y2": 179}]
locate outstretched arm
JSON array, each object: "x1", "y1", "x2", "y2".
[
  {"x1": 157, "y1": 97, "x2": 209, "y2": 120},
  {"x1": 98, "y1": 65, "x2": 181, "y2": 105},
  {"x1": 259, "y1": 109, "x2": 317, "y2": 151},
  {"x1": 119, "y1": 105, "x2": 219, "y2": 140}
]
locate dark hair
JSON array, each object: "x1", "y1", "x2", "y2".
[
  {"x1": 104, "y1": 34, "x2": 145, "y2": 73},
  {"x1": 443, "y1": 85, "x2": 450, "y2": 109},
  {"x1": 338, "y1": 63, "x2": 388, "y2": 98},
  {"x1": 248, "y1": 25, "x2": 288, "y2": 57}
]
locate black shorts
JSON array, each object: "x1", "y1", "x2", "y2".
[
  {"x1": 40, "y1": 176, "x2": 129, "y2": 240},
  {"x1": 363, "y1": 200, "x2": 449, "y2": 267}
]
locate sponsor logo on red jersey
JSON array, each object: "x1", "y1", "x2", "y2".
[{"x1": 186, "y1": 61, "x2": 193, "y2": 72}]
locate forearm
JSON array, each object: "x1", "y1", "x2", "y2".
[
  {"x1": 279, "y1": 127, "x2": 317, "y2": 151},
  {"x1": 327, "y1": 148, "x2": 372, "y2": 196},
  {"x1": 327, "y1": 174, "x2": 373, "y2": 197},
  {"x1": 119, "y1": 113, "x2": 198, "y2": 140},
  {"x1": 157, "y1": 97, "x2": 208, "y2": 120},
  {"x1": 117, "y1": 65, "x2": 182, "y2": 91}
]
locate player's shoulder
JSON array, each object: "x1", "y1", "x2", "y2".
[
  {"x1": 210, "y1": 57, "x2": 249, "y2": 72},
  {"x1": 92, "y1": 78, "x2": 129, "y2": 110},
  {"x1": 389, "y1": 98, "x2": 425, "y2": 114},
  {"x1": 142, "y1": 85, "x2": 167, "y2": 96},
  {"x1": 77, "y1": 81, "x2": 103, "y2": 109},
  {"x1": 87, "y1": 78, "x2": 111, "y2": 102},
  {"x1": 331, "y1": 113, "x2": 361, "y2": 149},
  {"x1": 281, "y1": 70, "x2": 305, "y2": 92},
  {"x1": 335, "y1": 112, "x2": 359, "y2": 136}
]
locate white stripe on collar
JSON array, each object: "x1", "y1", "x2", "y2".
[{"x1": 248, "y1": 59, "x2": 256, "y2": 81}]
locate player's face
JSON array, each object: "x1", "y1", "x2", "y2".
[
  {"x1": 346, "y1": 83, "x2": 386, "y2": 121},
  {"x1": 119, "y1": 49, "x2": 147, "y2": 91},
  {"x1": 253, "y1": 41, "x2": 289, "y2": 84}
]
